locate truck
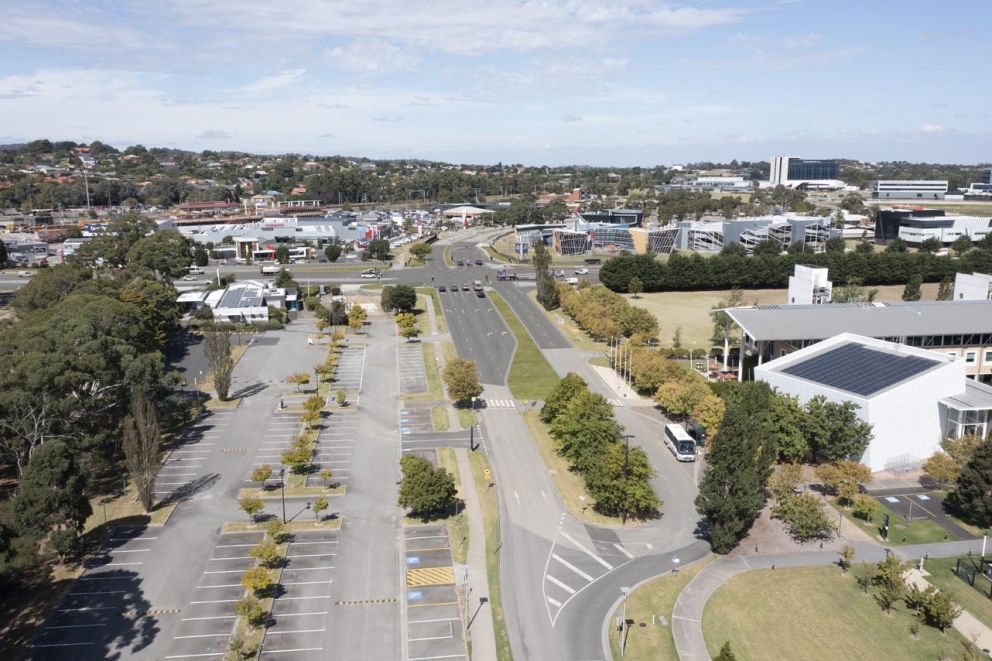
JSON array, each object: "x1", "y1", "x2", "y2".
[{"x1": 260, "y1": 265, "x2": 280, "y2": 275}]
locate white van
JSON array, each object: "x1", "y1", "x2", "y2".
[{"x1": 187, "y1": 266, "x2": 204, "y2": 274}]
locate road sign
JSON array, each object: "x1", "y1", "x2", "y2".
[
  {"x1": 484, "y1": 469, "x2": 492, "y2": 481},
  {"x1": 406, "y1": 555, "x2": 421, "y2": 566},
  {"x1": 407, "y1": 590, "x2": 423, "y2": 601}
]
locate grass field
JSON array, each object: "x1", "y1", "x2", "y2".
[
  {"x1": 488, "y1": 290, "x2": 559, "y2": 401},
  {"x1": 609, "y1": 557, "x2": 713, "y2": 660},
  {"x1": 522, "y1": 410, "x2": 619, "y2": 526},
  {"x1": 468, "y1": 451, "x2": 513, "y2": 661},
  {"x1": 834, "y1": 497, "x2": 956, "y2": 545},
  {"x1": 438, "y1": 448, "x2": 468, "y2": 565},
  {"x1": 702, "y1": 567, "x2": 971, "y2": 661},
  {"x1": 625, "y1": 283, "x2": 942, "y2": 348},
  {"x1": 415, "y1": 287, "x2": 447, "y2": 334},
  {"x1": 422, "y1": 342, "x2": 444, "y2": 399},
  {"x1": 921, "y1": 556, "x2": 992, "y2": 631}
]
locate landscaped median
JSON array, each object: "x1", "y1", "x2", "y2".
[{"x1": 487, "y1": 290, "x2": 559, "y2": 401}]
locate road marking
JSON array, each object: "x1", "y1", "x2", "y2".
[
  {"x1": 410, "y1": 633, "x2": 454, "y2": 642},
  {"x1": 545, "y1": 575, "x2": 576, "y2": 594},
  {"x1": 181, "y1": 615, "x2": 237, "y2": 621},
  {"x1": 268, "y1": 611, "x2": 328, "y2": 616},
  {"x1": 259, "y1": 649, "x2": 324, "y2": 655},
  {"x1": 280, "y1": 566, "x2": 335, "y2": 572},
  {"x1": 209, "y1": 556, "x2": 251, "y2": 561},
  {"x1": 561, "y1": 532, "x2": 613, "y2": 570},
  {"x1": 551, "y1": 554, "x2": 593, "y2": 581},
  {"x1": 274, "y1": 595, "x2": 331, "y2": 600},
  {"x1": 513, "y1": 490, "x2": 520, "y2": 506},
  {"x1": 409, "y1": 655, "x2": 466, "y2": 661},
  {"x1": 547, "y1": 596, "x2": 563, "y2": 608},
  {"x1": 174, "y1": 633, "x2": 231, "y2": 639},
  {"x1": 190, "y1": 599, "x2": 239, "y2": 604},
  {"x1": 287, "y1": 540, "x2": 339, "y2": 546},
  {"x1": 281, "y1": 580, "x2": 333, "y2": 586},
  {"x1": 286, "y1": 553, "x2": 336, "y2": 558},
  {"x1": 613, "y1": 543, "x2": 634, "y2": 559},
  {"x1": 203, "y1": 569, "x2": 248, "y2": 574},
  {"x1": 164, "y1": 653, "x2": 225, "y2": 659},
  {"x1": 44, "y1": 623, "x2": 106, "y2": 629},
  {"x1": 409, "y1": 617, "x2": 461, "y2": 624},
  {"x1": 541, "y1": 490, "x2": 548, "y2": 505},
  {"x1": 264, "y1": 628, "x2": 326, "y2": 634}
]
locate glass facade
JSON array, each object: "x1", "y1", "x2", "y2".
[{"x1": 787, "y1": 159, "x2": 838, "y2": 181}]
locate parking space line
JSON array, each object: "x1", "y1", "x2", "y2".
[
  {"x1": 174, "y1": 633, "x2": 231, "y2": 639},
  {"x1": 260, "y1": 649, "x2": 324, "y2": 654},
  {"x1": 279, "y1": 566, "x2": 335, "y2": 571},
  {"x1": 547, "y1": 596, "x2": 563, "y2": 608},
  {"x1": 265, "y1": 629, "x2": 326, "y2": 634},
  {"x1": 287, "y1": 541, "x2": 338, "y2": 546},
  {"x1": 560, "y1": 532, "x2": 613, "y2": 570},
  {"x1": 613, "y1": 543, "x2": 634, "y2": 559},
  {"x1": 209, "y1": 556, "x2": 251, "y2": 561},
  {"x1": 164, "y1": 653, "x2": 225, "y2": 659},
  {"x1": 545, "y1": 575, "x2": 576, "y2": 594},
  {"x1": 45, "y1": 623, "x2": 107, "y2": 629},
  {"x1": 409, "y1": 655, "x2": 466, "y2": 660},
  {"x1": 190, "y1": 599, "x2": 239, "y2": 604},
  {"x1": 196, "y1": 584, "x2": 242, "y2": 588},
  {"x1": 182, "y1": 615, "x2": 237, "y2": 621},
  {"x1": 409, "y1": 617, "x2": 461, "y2": 624},
  {"x1": 552, "y1": 554, "x2": 593, "y2": 581},
  {"x1": 275, "y1": 595, "x2": 331, "y2": 600},
  {"x1": 285, "y1": 553, "x2": 336, "y2": 558},
  {"x1": 410, "y1": 634, "x2": 454, "y2": 642},
  {"x1": 281, "y1": 580, "x2": 333, "y2": 585},
  {"x1": 203, "y1": 569, "x2": 247, "y2": 574},
  {"x1": 269, "y1": 611, "x2": 328, "y2": 616}
]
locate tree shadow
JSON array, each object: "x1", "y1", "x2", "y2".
[
  {"x1": 406, "y1": 498, "x2": 465, "y2": 524},
  {"x1": 230, "y1": 382, "x2": 267, "y2": 399},
  {"x1": 158, "y1": 473, "x2": 221, "y2": 505}
]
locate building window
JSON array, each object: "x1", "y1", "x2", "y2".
[
  {"x1": 985, "y1": 350, "x2": 992, "y2": 363},
  {"x1": 966, "y1": 351, "x2": 977, "y2": 364}
]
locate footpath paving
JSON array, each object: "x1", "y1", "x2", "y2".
[
  {"x1": 907, "y1": 567, "x2": 992, "y2": 652},
  {"x1": 454, "y1": 449, "x2": 497, "y2": 661}
]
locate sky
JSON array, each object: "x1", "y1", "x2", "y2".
[{"x1": 0, "y1": 1, "x2": 989, "y2": 166}]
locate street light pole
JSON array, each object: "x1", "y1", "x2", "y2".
[
  {"x1": 620, "y1": 586, "x2": 630, "y2": 656},
  {"x1": 280, "y1": 468, "x2": 287, "y2": 524}
]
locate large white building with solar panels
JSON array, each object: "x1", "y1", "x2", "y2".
[{"x1": 756, "y1": 333, "x2": 992, "y2": 471}]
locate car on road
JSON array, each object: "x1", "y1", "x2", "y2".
[
  {"x1": 462, "y1": 283, "x2": 470, "y2": 291},
  {"x1": 16, "y1": 270, "x2": 32, "y2": 278},
  {"x1": 181, "y1": 274, "x2": 199, "y2": 281},
  {"x1": 360, "y1": 271, "x2": 378, "y2": 279},
  {"x1": 438, "y1": 285, "x2": 447, "y2": 292},
  {"x1": 476, "y1": 289, "x2": 485, "y2": 298},
  {"x1": 574, "y1": 268, "x2": 589, "y2": 275},
  {"x1": 187, "y1": 266, "x2": 204, "y2": 274},
  {"x1": 554, "y1": 270, "x2": 565, "y2": 277},
  {"x1": 474, "y1": 259, "x2": 483, "y2": 265},
  {"x1": 456, "y1": 259, "x2": 464, "y2": 266},
  {"x1": 292, "y1": 258, "x2": 306, "y2": 264}
]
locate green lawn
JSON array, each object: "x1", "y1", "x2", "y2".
[
  {"x1": 922, "y1": 556, "x2": 992, "y2": 632},
  {"x1": 438, "y1": 449, "x2": 468, "y2": 565},
  {"x1": 703, "y1": 567, "x2": 971, "y2": 661},
  {"x1": 431, "y1": 405, "x2": 450, "y2": 432},
  {"x1": 415, "y1": 287, "x2": 447, "y2": 333},
  {"x1": 834, "y1": 498, "x2": 957, "y2": 545},
  {"x1": 609, "y1": 557, "x2": 713, "y2": 660},
  {"x1": 422, "y1": 342, "x2": 444, "y2": 399},
  {"x1": 458, "y1": 408, "x2": 476, "y2": 429},
  {"x1": 488, "y1": 290, "x2": 559, "y2": 401}
]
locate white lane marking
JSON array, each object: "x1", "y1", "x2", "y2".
[
  {"x1": 613, "y1": 543, "x2": 634, "y2": 559},
  {"x1": 174, "y1": 633, "x2": 231, "y2": 639},
  {"x1": 259, "y1": 649, "x2": 324, "y2": 655},
  {"x1": 547, "y1": 596, "x2": 563, "y2": 608},
  {"x1": 551, "y1": 553, "x2": 593, "y2": 582},
  {"x1": 561, "y1": 532, "x2": 613, "y2": 570},
  {"x1": 409, "y1": 617, "x2": 461, "y2": 624},
  {"x1": 181, "y1": 615, "x2": 237, "y2": 621},
  {"x1": 164, "y1": 653, "x2": 225, "y2": 659},
  {"x1": 264, "y1": 629, "x2": 326, "y2": 634},
  {"x1": 190, "y1": 599, "x2": 239, "y2": 604},
  {"x1": 268, "y1": 611, "x2": 328, "y2": 616},
  {"x1": 545, "y1": 575, "x2": 576, "y2": 594}
]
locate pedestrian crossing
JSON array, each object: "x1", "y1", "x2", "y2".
[
  {"x1": 607, "y1": 398, "x2": 624, "y2": 407},
  {"x1": 484, "y1": 399, "x2": 516, "y2": 409},
  {"x1": 542, "y1": 527, "x2": 634, "y2": 625}
]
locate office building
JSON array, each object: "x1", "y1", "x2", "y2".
[
  {"x1": 770, "y1": 156, "x2": 839, "y2": 186},
  {"x1": 578, "y1": 208, "x2": 644, "y2": 226},
  {"x1": 756, "y1": 333, "x2": 992, "y2": 471},
  {"x1": 953, "y1": 273, "x2": 992, "y2": 301},
  {"x1": 787, "y1": 265, "x2": 832, "y2": 305},
  {"x1": 871, "y1": 180, "x2": 948, "y2": 200},
  {"x1": 669, "y1": 215, "x2": 840, "y2": 254}
]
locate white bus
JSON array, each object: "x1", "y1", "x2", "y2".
[{"x1": 664, "y1": 423, "x2": 697, "y2": 462}]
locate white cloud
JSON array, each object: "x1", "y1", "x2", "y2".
[
  {"x1": 0, "y1": 6, "x2": 146, "y2": 50},
  {"x1": 782, "y1": 32, "x2": 823, "y2": 49},
  {"x1": 233, "y1": 69, "x2": 307, "y2": 94},
  {"x1": 156, "y1": 0, "x2": 744, "y2": 55},
  {"x1": 325, "y1": 39, "x2": 420, "y2": 72},
  {"x1": 195, "y1": 130, "x2": 232, "y2": 140},
  {"x1": 918, "y1": 123, "x2": 945, "y2": 134}
]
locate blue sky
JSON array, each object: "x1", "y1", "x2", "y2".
[{"x1": 0, "y1": 1, "x2": 989, "y2": 165}]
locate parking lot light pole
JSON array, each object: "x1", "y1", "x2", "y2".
[
  {"x1": 620, "y1": 586, "x2": 630, "y2": 656},
  {"x1": 280, "y1": 468, "x2": 287, "y2": 524}
]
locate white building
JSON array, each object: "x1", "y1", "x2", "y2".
[
  {"x1": 872, "y1": 180, "x2": 948, "y2": 200},
  {"x1": 897, "y1": 214, "x2": 992, "y2": 245},
  {"x1": 953, "y1": 272, "x2": 992, "y2": 301},
  {"x1": 176, "y1": 280, "x2": 294, "y2": 323},
  {"x1": 755, "y1": 333, "x2": 992, "y2": 471},
  {"x1": 787, "y1": 265, "x2": 832, "y2": 305}
]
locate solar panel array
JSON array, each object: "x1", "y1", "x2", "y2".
[{"x1": 781, "y1": 342, "x2": 939, "y2": 397}]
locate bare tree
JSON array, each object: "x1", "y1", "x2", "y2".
[
  {"x1": 203, "y1": 330, "x2": 233, "y2": 401},
  {"x1": 122, "y1": 390, "x2": 161, "y2": 512},
  {"x1": 0, "y1": 391, "x2": 61, "y2": 481}
]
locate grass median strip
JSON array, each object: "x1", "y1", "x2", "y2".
[
  {"x1": 416, "y1": 287, "x2": 447, "y2": 334},
  {"x1": 488, "y1": 290, "x2": 558, "y2": 401},
  {"x1": 439, "y1": 448, "x2": 468, "y2": 565},
  {"x1": 422, "y1": 342, "x2": 443, "y2": 399},
  {"x1": 469, "y1": 451, "x2": 513, "y2": 661}
]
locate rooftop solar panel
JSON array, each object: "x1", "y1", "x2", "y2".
[{"x1": 780, "y1": 342, "x2": 940, "y2": 397}]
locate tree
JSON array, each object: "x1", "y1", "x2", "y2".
[
  {"x1": 695, "y1": 382, "x2": 779, "y2": 553},
  {"x1": 541, "y1": 373, "x2": 588, "y2": 423},
  {"x1": 348, "y1": 305, "x2": 367, "y2": 333},
  {"x1": 857, "y1": 561, "x2": 875, "y2": 595},
  {"x1": 382, "y1": 284, "x2": 417, "y2": 312},
  {"x1": 824, "y1": 237, "x2": 847, "y2": 253},
  {"x1": 265, "y1": 518, "x2": 288, "y2": 544},
  {"x1": 336, "y1": 390, "x2": 346, "y2": 407},
  {"x1": 0, "y1": 236, "x2": 7, "y2": 264},
  {"x1": 409, "y1": 243, "x2": 432, "y2": 261},
  {"x1": 752, "y1": 239, "x2": 783, "y2": 256},
  {"x1": 773, "y1": 492, "x2": 835, "y2": 541},
  {"x1": 873, "y1": 554, "x2": 908, "y2": 614},
  {"x1": 274, "y1": 245, "x2": 290, "y2": 264},
  {"x1": 533, "y1": 241, "x2": 559, "y2": 310},
  {"x1": 852, "y1": 493, "x2": 877, "y2": 522},
  {"x1": 814, "y1": 460, "x2": 872, "y2": 505},
  {"x1": 324, "y1": 244, "x2": 342, "y2": 262},
  {"x1": 234, "y1": 596, "x2": 267, "y2": 629},
  {"x1": 654, "y1": 378, "x2": 710, "y2": 422},
  {"x1": 937, "y1": 276, "x2": 954, "y2": 301},
  {"x1": 839, "y1": 545, "x2": 855, "y2": 573},
  {"x1": 711, "y1": 289, "x2": 743, "y2": 370},
  {"x1": 443, "y1": 357, "x2": 483, "y2": 403},
  {"x1": 11, "y1": 263, "x2": 92, "y2": 315},
  {"x1": 855, "y1": 240, "x2": 874, "y2": 254},
  {"x1": 627, "y1": 276, "x2": 643, "y2": 299},
  {"x1": 13, "y1": 439, "x2": 91, "y2": 541},
  {"x1": 549, "y1": 389, "x2": 622, "y2": 473},
  {"x1": 239, "y1": 496, "x2": 264, "y2": 522},
  {"x1": 769, "y1": 463, "x2": 803, "y2": 501},
  {"x1": 802, "y1": 396, "x2": 872, "y2": 462},
  {"x1": 901, "y1": 274, "x2": 922, "y2": 301},
  {"x1": 204, "y1": 330, "x2": 233, "y2": 401},
  {"x1": 692, "y1": 395, "x2": 725, "y2": 441},
  {"x1": 126, "y1": 230, "x2": 193, "y2": 282},
  {"x1": 885, "y1": 237, "x2": 908, "y2": 253},
  {"x1": 366, "y1": 238, "x2": 390, "y2": 261},
  {"x1": 767, "y1": 393, "x2": 807, "y2": 462},
  {"x1": 122, "y1": 389, "x2": 161, "y2": 512},
  {"x1": 285, "y1": 372, "x2": 310, "y2": 392},
  {"x1": 241, "y1": 566, "x2": 274, "y2": 597},
  {"x1": 917, "y1": 587, "x2": 962, "y2": 632},
  {"x1": 193, "y1": 244, "x2": 209, "y2": 267},
  {"x1": 951, "y1": 234, "x2": 974, "y2": 257},
  {"x1": 398, "y1": 455, "x2": 457, "y2": 519},
  {"x1": 319, "y1": 468, "x2": 334, "y2": 486},
  {"x1": 918, "y1": 237, "x2": 942, "y2": 254},
  {"x1": 274, "y1": 268, "x2": 298, "y2": 289},
  {"x1": 281, "y1": 440, "x2": 311, "y2": 474},
  {"x1": 73, "y1": 212, "x2": 154, "y2": 268},
  {"x1": 313, "y1": 496, "x2": 328, "y2": 522},
  {"x1": 252, "y1": 464, "x2": 273, "y2": 489},
  {"x1": 713, "y1": 641, "x2": 737, "y2": 661},
  {"x1": 249, "y1": 538, "x2": 282, "y2": 569},
  {"x1": 948, "y1": 437, "x2": 992, "y2": 528},
  {"x1": 922, "y1": 451, "x2": 958, "y2": 489},
  {"x1": 584, "y1": 443, "x2": 661, "y2": 519}
]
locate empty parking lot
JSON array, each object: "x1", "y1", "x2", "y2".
[{"x1": 403, "y1": 524, "x2": 466, "y2": 661}]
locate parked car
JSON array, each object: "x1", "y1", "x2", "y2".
[
  {"x1": 456, "y1": 259, "x2": 464, "y2": 266},
  {"x1": 474, "y1": 259, "x2": 483, "y2": 265},
  {"x1": 554, "y1": 270, "x2": 565, "y2": 277},
  {"x1": 462, "y1": 283, "x2": 470, "y2": 291},
  {"x1": 438, "y1": 285, "x2": 447, "y2": 292},
  {"x1": 181, "y1": 274, "x2": 199, "y2": 281},
  {"x1": 17, "y1": 270, "x2": 32, "y2": 278},
  {"x1": 574, "y1": 268, "x2": 589, "y2": 275}
]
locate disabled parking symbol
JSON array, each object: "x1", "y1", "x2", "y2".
[
  {"x1": 406, "y1": 555, "x2": 421, "y2": 566},
  {"x1": 407, "y1": 590, "x2": 423, "y2": 601}
]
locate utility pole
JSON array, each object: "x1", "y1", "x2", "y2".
[{"x1": 280, "y1": 468, "x2": 287, "y2": 524}]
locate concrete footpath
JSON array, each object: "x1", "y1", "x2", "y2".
[
  {"x1": 455, "y1": 449, "x2": 497, "y2": 661},
  {"x1": 907, "y1": 567, "x2": 992, "y2": 652}
]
